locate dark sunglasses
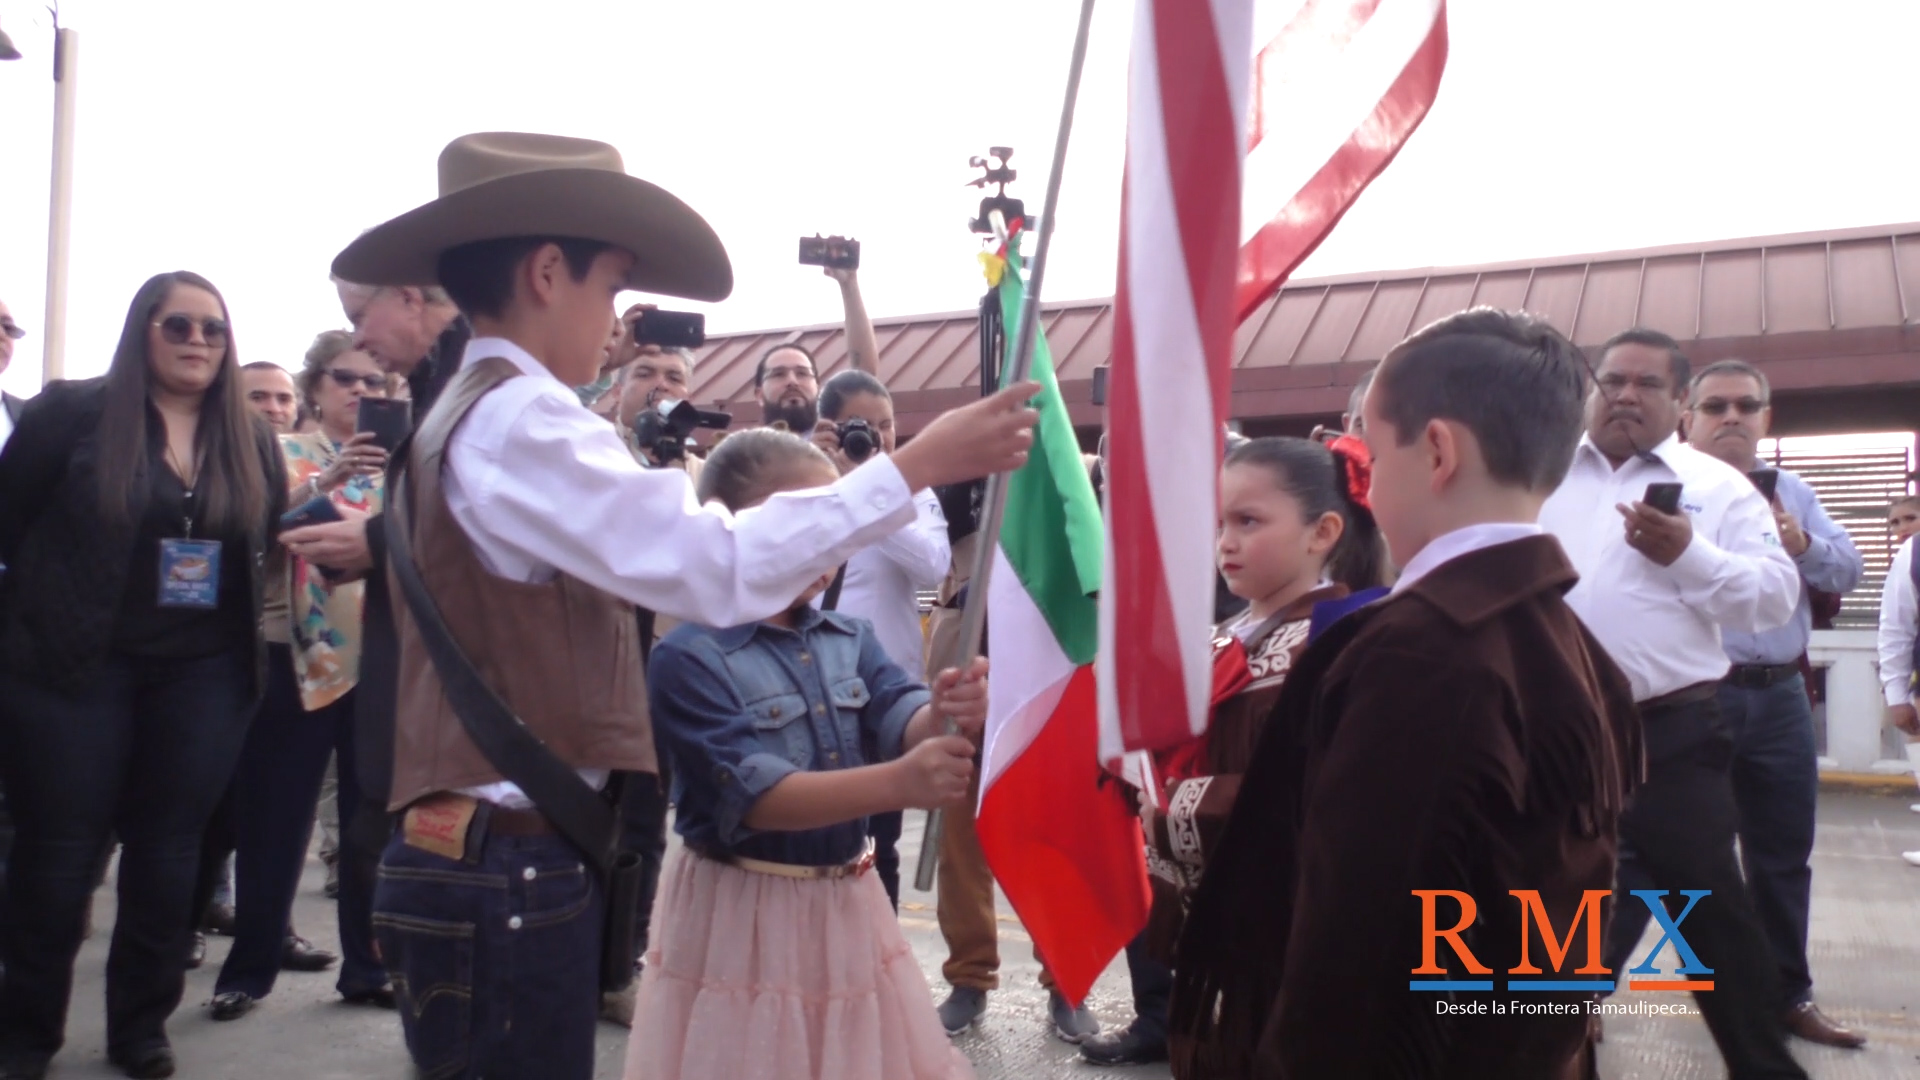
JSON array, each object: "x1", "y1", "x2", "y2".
[
  {"x1": 1696, "y1": 398, "x2": 1767, "y2": 417},
  {"x1": 153, "y1": 314, "x2": 229, "y2": 346},
  {"x1": 0, "y1": 320, "x2": 24, "y2": 341},
  {"x1": 326, "y1": 369, "x2": 390, "y2": 391}
]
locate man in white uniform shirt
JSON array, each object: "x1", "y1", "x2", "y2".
[
  {"x1": 1878, "y1": 529, "x2": 1920, "y2": 861},
  {"x1": 1540, "y1": 328, "x2": 1806, "y2": 1079}
]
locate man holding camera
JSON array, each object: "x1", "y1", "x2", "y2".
[
  {"x1": 298, "y1": 131, "x2": 1036, "y2": 1080},
  {"x1": 1539, "y1": 329, "x2": 1806, "y2": 1079}
]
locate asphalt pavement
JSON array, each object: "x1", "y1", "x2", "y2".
[{"x1": 31, "y1": 789, "x2": 1920, "y2": 1078}]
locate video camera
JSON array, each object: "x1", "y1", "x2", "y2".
[{"x1": 633, "y1": 399, "x2": 732, "y2": 465}]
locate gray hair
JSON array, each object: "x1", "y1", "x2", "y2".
[
  {"x1": 331, "y1": 276, "x2": 454, "y2": 308},
  {"x1": 1690, "y1": 359, "x2": 1770, "y2": 403}
]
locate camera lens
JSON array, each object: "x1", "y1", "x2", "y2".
[{"x1": 839, "y1": 420, "x2": 876, "y2": 463}]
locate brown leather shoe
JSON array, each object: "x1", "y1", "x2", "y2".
[{"x1": 1781, "y1": 1001, "x2": 1865, "y2": 1048}]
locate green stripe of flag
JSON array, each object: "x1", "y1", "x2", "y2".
[{"x1": 994, "y1": 257, "x2": 1104, "y2": 665}]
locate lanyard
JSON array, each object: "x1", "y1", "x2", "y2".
[{"x1": 164, "y1": 442, "x2": 201, "y2": 539}]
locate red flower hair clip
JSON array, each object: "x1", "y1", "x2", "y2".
[{"x1": 1327, "y1": 434, "x2": 1373, "y2": 512}]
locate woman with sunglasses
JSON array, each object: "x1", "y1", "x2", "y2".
[
  {"x1": 204, "y1": 331, "x2": 394, "y2": 1023},
  {"x1": 0, "y1": 272, "x2": 285, "y2": 1079}
]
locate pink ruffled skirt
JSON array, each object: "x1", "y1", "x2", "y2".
[{"x1": 622, "y1": 848, "x2": 975, "y2": 1080}]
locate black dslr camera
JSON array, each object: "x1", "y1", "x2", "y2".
[
  {"x1": 835, "y1": 418, "x2": 878, "y2": 463},
  {"x1": 633, "y1": 399, "x2": 732, "y2": 465}
]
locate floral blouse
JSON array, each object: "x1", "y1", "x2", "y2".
[{"x1": 281, "y1": 432, "x2": 384, "y2": 711}]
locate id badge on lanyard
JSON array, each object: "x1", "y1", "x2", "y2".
[{"x1": 157, "y1": 488, "x2": 222, "y2": 609}]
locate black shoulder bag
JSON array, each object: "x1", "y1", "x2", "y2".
[{"x1": 385, "y1": 463, "x2": 643, "y2": 993}]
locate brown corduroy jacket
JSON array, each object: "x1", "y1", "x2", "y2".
[{"x1": 1170, "y1": 534, "x2": 1642, "y2": 1080}]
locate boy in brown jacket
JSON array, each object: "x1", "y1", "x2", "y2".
[{"x1": 1171, "y1": 308, "x2": 1642, "y2": 1079}]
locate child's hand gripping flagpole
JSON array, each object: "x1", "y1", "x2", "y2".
[{"x1": 912, "y1": 0, "x2": 1099, "y2": 894}]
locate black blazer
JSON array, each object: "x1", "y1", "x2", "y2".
[{"x1": 0, "y1": 378, "x2": 288, "y2": 696}]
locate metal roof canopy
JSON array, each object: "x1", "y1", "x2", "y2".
[{"x1": 688, "y1": 221, "x2": 1920, "y2": 436}]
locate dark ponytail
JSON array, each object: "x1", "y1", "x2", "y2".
[{"x1": 1223, "y1": 436, "x2": 1386, "y2": 592}]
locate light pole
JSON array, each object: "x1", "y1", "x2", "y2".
[
  {"x1": 0, "y1": 6, "x2": 78, "y2": 388},
  {"x1": 44, "y1": 9, "x2": 77, "y2": 386}
]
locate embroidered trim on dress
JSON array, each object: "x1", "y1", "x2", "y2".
[
  {"x1": 1147, "y1": 846, "x2": 1188, "y2": 890},
  {"x1": 1167, "y1": 777, "x2": 1213, "y2": 868},
  {"x1": 1246, "y1": 620, "x2": 1310, "y2": 691}
]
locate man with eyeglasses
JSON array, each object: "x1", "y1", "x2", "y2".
[
  {"x1": 1539, "y1": 328, "x2": 1807, "y2": 1078},
  {"x1": 335, "y1": 281, "x2": 467, "y2": 416},
  {"x1": 0, "y1": 299, "x2": 27, "y2": 455},
  {"x1": 1673, "y1": 358, "x2": 1866, "y2": 1048}
]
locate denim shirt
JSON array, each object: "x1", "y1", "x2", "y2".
[
  {"x1": 1720, "y1": 467, "x2": 1863, "y2": 665},
  {"x1": 650, "y1": 607, "x2": 931, "y2": 866}
]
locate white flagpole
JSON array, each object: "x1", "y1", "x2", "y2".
[
  {"x1": 913, "y1": 0, "x2": 1100, "y2": 893},
  {"x1": 42, "y1": 24, "x2": 79, "y2": 386}
]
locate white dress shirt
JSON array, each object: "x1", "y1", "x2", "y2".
[
  {"x1": 1539, "y1": 433, "x2": 1799, "y2": 703},
  {"x1": 1390, "y1": 522, "x2": 1544, "y2": 594},
  {"x1": 0, "y1": 401, "x2": 14, "y2": 456},
  {"x1": 817, "y1": 487, "x2": 950, "y2": 676},
  {"x1": 1878, "y1": 537, "x2": 1917, "y2": 707},
  {"x1": 440, "y1": 338, "x2": 919, "y2": 806}
]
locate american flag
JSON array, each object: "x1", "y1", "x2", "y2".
[{"x1": 1097, "y1": 0, "x2": 1450, "y2": 763}]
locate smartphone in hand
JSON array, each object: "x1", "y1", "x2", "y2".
[
  {"x1": 356, "y1": 397, "x2": 413, "y2": 454},
  {"x1": 1643, "y1": 482, "x2": 1683, "y2": 515},
  {"x1": 1747, "y1": 468, "x2": 1780, "y2": 503},
  {"x1": 280, "y1": 496, "x2": 347, "y2": 580},
  {"x1": 280, "y1": 495, "x2": 344, "y2": 532}
]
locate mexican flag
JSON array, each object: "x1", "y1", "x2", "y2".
[{"x1": 973, "y1": 250, "x2": 1152, "y2": 1007}]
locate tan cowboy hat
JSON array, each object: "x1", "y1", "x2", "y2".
[{"x1": 331, "y1": 132, "x2": 732, "y2": 302}]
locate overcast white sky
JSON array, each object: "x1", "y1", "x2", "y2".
[{"x1": 2, "y1": 0, "x2": 1918, "y2": 396}]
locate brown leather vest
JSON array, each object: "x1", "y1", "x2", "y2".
[{"x1": 387, "y1": 357, "x2": 656, "y2": 811}]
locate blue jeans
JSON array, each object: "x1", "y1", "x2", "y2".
[
  {"x1": 0, "y1": 649, "x2": 254, "y2": 1062},
  {"x1": 373, "y1": 825, "x2": 603, "y2": 1080},
  {"x1": 1721, "y1": 675, "x2": 1819, "y2": 1007}
]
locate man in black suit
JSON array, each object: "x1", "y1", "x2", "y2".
[{"x1": 0, "y1": 299, "x2": 26, "y2": 454}]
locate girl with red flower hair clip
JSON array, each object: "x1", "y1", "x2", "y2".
[{"x1": 1130, "y1": 437, "x2": 1387, "y2": 1045}]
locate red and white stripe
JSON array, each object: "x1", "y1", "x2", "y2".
[
  {"x1": 1098, "y1": 0, "x2": 1448, "y2": 763},
  {"x1": 1240, "y1": 0, "x2": 1450, "y2": 318}
]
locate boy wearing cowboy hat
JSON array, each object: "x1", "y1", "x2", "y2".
[{"x1": 316, "y1": 131, "x2": 1036, "y2": 1079}]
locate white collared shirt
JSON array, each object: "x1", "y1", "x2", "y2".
[
  {"x1": 1539, "y1": 433, "x2": 1798, "y2": 703},
  {"x1": 0, "y1": 400, "x2": 14, "y2": 455},
  {"x1": 817, "y1": 488, "x2": 950, "y2": 677},
  {"x1": 1390, "y1": 522, "x2": 1544, "y2": 595},
  {"x1": 1878, "y1": 537, "x2": 1916, "y2": 707},
  {"x1": 440, "y1": 337, "x2": 918, "y2": 806}
]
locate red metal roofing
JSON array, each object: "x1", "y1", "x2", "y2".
[{"x1": 690, "y1": 222, "x2": 1920, "y2": 432}]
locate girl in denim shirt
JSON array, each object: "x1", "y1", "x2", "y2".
[{"x1": 625, "y1": 430, "x2": 985, "y2": 1080}]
